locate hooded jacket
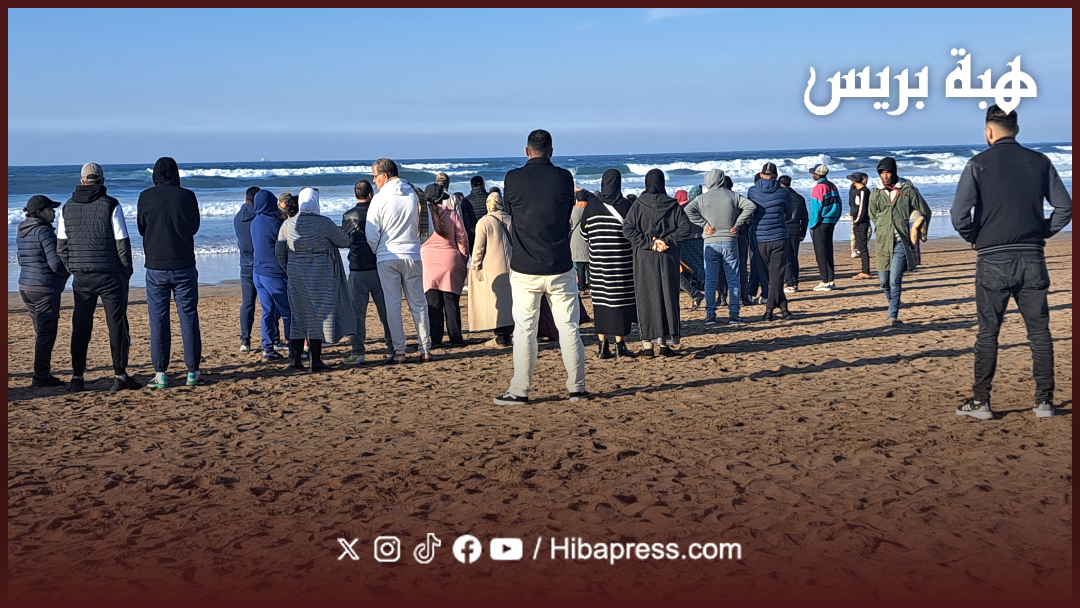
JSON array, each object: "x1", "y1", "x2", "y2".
[
  {"x1": 136, "y1": 157, "x2": 201, "y2": 270},
  {"x1": 233, "y1": 203, "x2": 257, "y2": 270},
  {"x1": 17, "y1": 216, "x2": 70, "y2": 290},
  {"x1": 366, "y1": 177, "x2": 423, "y2": 262},
  {"x1": 747, "y1": 177, "x2": 792, "y2": 243},
  {"x1": 57, "y1": 184, "x2": 133, "y2": 277},
  {"x1": 951, "y1": 137, "x2": 1073, "y2": 254},
  {"x1": 684, "y1": 169, "x2": 756, "y2": 244},
  {"x1": 807, "y1": 177, "x2": 842, "y2": 229},
  {"x1": 251, "y1": 190, "x2": 287, "y2": 278},
  {"x1": 869, "y1": 177, "x2": 931, "y2": 272}
]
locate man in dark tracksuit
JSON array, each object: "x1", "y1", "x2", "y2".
[
  {"x1": 951, "y1": 105, "x2": 1072, "y2": 420},
  {"x1": 17, "y1": 195, "x2": 70, "y2": 387},
  {"x1": 57, "y1": 162, "x2": 141, "y2": 392},
  {"x1": 341, "y1": 179, "x2": 394, "y2": 364},
  {"x1": 779, "y1": 175, "x2": 807, "y2": 291},
  {"x1": 847, "y1": 171, "x2": 873, "y2": 279}
]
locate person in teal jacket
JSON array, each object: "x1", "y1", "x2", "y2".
[{"x1": 806, "y1": 163, "x2": 843, "y2": 291}]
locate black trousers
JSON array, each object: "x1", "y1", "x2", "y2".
[
  {"x1": 20, "y1": 287, "x2": 62, "y2": 378},
  {"x1": 425, "y1": 289, "x2": 463, "y2": 345},
  {"x1": 854, "y1": 222, "x2": 871, "y2": 275},
  {"x1": 973, "y1": 250, "x2": 1055, "y2": 402},
  {"x1": 494, "y1": 324, "x2": 514, "y2": 346},
  {"x1": 811, "y1": 223, "x2": 836, "y2": 283},
  {"x1": 576, "y1": 262, "x2": 590, "y2": 288},
  {"x1": 71, "y1": 272, "x2": 130, "y2": 376},
  {"x1": 757, "y1": 240, "x2": 789, "y2": 313},
  {"x1": 785, "y1": 233, "x2": 803, "y2": 287}
]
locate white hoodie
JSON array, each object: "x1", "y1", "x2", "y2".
[{"x1": 366, "y1": 177, "x2": 422, "y2": 262}]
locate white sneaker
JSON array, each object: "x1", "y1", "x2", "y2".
[
  {"x1": 1033, "y1": 401, "x2": 1056, "y2": 418},
  {"x1": 812, "y1": 283, "x2": 829, "y2": 291},
  {"x1": 783, "y1": 286, "x2": 796, "y2": 293},
  {"x1": 239, "y1": 341, "x2": 251, "y2": 352},
  {"x1": 956, "y1": 398, "x2": 994, "y2": 420}
]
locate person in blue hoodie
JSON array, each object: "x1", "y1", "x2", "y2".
[
  {"x1": 251, "y1": 189, "x2": 292, "y2": 361},
  {"x1": 17, "y1": 195, "x2": 70, "y2": 388},
  {"x1": 234, "y1": 186, "x2": 280, "y2": 352},
  {"x1": 747, "y1": 163, "x2": 793, "y2": 321}
]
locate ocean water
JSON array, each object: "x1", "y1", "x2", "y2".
[{"x1": 8, "y1": 143, "x2": 1072, "y2": 291}]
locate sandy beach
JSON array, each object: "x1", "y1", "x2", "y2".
[{"x1": 7, "y1": 236, "x2": 1072, "y2": 600}]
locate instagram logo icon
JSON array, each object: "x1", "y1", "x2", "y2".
[{"x1": 374, "y1": 536, "x2": 401, "y2": 562}]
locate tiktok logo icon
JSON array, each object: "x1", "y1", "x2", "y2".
[
  {"x1": 453, "y1": 535, "x2": 481, "y2": 564},
  {"x1": 413, "y1": 533, "x2": 441, "y2": 564}
]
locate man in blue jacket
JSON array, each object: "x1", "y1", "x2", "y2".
[
  {"x1": 747, "y1": 163, "x2": 793, "y2": 321},
  {"x1": 234, "y1": 186, "x2": 280, "y2": 352},
  {"x1": 251, "y1": 189, "x2": 292, "y2": 361},
  {"x1": 17, "y1": 195, "x2": 70, "y2": 387},
  {"x1": 951, "y1": 105, "x2": 1072, "y2": 420}
]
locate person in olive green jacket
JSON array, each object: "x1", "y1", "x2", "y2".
[{"x1": 868, "y1": 157, "x2": 931, "y2": 326}]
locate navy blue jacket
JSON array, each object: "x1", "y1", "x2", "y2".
[
  {"x1": 250, "y1": 190, "x2": 286, "y2": 278},
  {"x1": 747, "y1": 178, "x2": 792, "y2": 243},
  {"x1": 234, "y1": 203, "x2": 256, "y2": 270},
  {"x1": 17, "y1": 217, "x2": 70, "y2": 290}
]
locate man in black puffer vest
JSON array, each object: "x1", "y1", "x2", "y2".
[
  {"x1": 951, "y1": 105, "x2": 1073, "y2": 420},
  {"x1": 57, "y1": 162, "x2": 140, "y2": 393},
  {"x1": 17, "y1": 195, "x2": 70, "y2": 387}
]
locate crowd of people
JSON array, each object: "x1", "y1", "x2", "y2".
[{"x1": 15, "y1": 106, "x2": 1072, "y2": 419}]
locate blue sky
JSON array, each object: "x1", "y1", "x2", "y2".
[{"x1": 7, "y1": 8, "x2": 1072, "y2": 165}]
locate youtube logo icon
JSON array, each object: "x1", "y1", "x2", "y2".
[{"x1": 489, "y1": 538, "x2": 523, "y2": 561}]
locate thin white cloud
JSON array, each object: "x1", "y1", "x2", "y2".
[{"x1": 645, "y1": 8, "x2": 724, "y2": 21}]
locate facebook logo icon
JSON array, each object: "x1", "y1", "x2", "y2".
[{"x1": 453, "y1": 535, "x2": 481, "y2": 564}]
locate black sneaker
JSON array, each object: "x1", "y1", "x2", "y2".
[
  {"x1": 728, "y1": 316, "x2": 745, "y2": 326},
  {"x1": 68, "y1": 378, "x2": 86, "y2": 393},
  {"x1": 956, "y1": 397, "x2": 993, "y2": 420},
  {"x1": 262, "y1": 350, "x2": 283, "y2": 362},
  {"x1": 31, "y1": 375, "x2": 65, "y2": 388},
  {"x1": 689, "y1": 294, "x2": 704, "y2": 311},
  {"x1": 493, "y1": 392, "x2": 529, "y2": 405},
  {"x1": 704, "y1": 316, "x2": 717, "y2": 326},
  {"x1": 891, "y1": 318, "x2": 904, "y2": 327},
  {"x1": 111, "y1": 375, "x2": 142, "y2": 392}
]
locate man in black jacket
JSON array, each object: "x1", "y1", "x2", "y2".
[
  {"x1": 494, "y1": 129, "x2": 588, "y2": 405},
  {"x1": 779, "y1": 175, "x2": 808, "y2": 292},
  {"x1": 137, "y1": 157, "x2": 203, "y2": 389},
  {"x1": 466, "y1": 175, "x2": 489, "y2": 225},
  {"x1": 847, "y1": 172, "x2": 873, "y2": 279},
  {"x1": 951, "y1": 105, "x2": 1072, "y2": 420},
  {"x1": 341, "y1": 179, "x2": 393, "y2": 364},
  {"x1": 57, "y1": 162, "x2": 141, "y2": 392}
]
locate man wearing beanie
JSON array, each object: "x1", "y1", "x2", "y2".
[
  {"x1": 950, "y1": 104, "x2": 1072, "y2": 420},
  {"x1": 806, "y1": 163, "x2": 842, "y2": 290},
  {"x1": 868, "y1": 156, "x2": 930, "y2": 328}
]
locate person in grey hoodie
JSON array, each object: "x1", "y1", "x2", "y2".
[{"x1": 684, "y1": 169, "x2": 755, "y2": 325}]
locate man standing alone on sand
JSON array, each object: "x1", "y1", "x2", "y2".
[
  {"x1": 137, "y1": 157, "x2": 203, "y2": 389},
  {"x1": 950, "y1": 105, "x2": 1072, "y2": 420},
  {"x1": 57, "y1": 162, "x2": 140, "y2": 392},
  {"x1": 494, "y1": 129, "x2": 588, "y2": 404},
  {"x1": 341, "y1": 180, "x2": 394, "y2": 365}
]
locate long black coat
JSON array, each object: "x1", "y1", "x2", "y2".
[{"x1": 623, "y1": 191, "x2": 693, "y2": 341}]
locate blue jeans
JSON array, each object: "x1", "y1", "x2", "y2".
[
  {"x1": 253, "y1": 273, "x2": 292, "y2": 352},
  {"x1": 146, "y1": 267, "x2": 202, "y2": 373},
  {"x1": 704, "y1": 242, "x2": 741, "y2": 318},
  {"x1": 240, "y1": 267, "x2": 280, "y2": 343},
  {"x1": 878, "y1": 240, "x2": 907, "y2": 319}
]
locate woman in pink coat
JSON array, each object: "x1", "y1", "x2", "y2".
[{"x1": 420, "y1": 183, "x2": 469, "y2": 347}]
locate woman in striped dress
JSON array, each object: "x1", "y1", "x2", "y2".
[
  {"x1": 579, "y1": 169, "x2": 637, "y2": 360},
  {"x1": 276, "y1": 187, "x2": 355, "y2": 372}
]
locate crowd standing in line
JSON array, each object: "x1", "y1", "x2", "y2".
[{"x1": 16, "y1": 107, "x2": 1072, "y2": 419}]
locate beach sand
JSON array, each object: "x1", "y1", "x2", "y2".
[{"x1": 7, "y1": 236, "x2": 1072, "y2": 600}]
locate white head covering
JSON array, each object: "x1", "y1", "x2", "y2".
[{"x1": 299, "y1": 187, "x2": 320, "y2": 215}]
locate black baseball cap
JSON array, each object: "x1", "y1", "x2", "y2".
[
  {"x1": 846, "y1": 171, "x2": 868, "y2": 182},
  {"x1": 423, "y1": 183, "x2": 448, "y2": 204},
  {"x1": 760, "y1": 162, "x2": 779, "y2": 176},
  {"x1": 24, "y1": 195, "x2": 62, "y2": 213}
]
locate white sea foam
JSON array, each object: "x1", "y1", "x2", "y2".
[
  {"x1": 1054, "y1": 145, "x2": 1071, "y2": 151},
  {"x1": 154, "y1": 165, "x2": 375, "y2": 179},
  {"x1": 1044, "y1": 152, "x2": 1072, "y2": 166},
  {"x1": 400, "y1": 162, "x2": 487, "y2": 171},
  {"x1": 626, "y1": 154, "x2": 841, "y2": 179}
]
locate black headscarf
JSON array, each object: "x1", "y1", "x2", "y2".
[
  {"x1": 876, "y1": 157, "x2": 899, "y2": 187},
  {"x1": 591, "y1": 168, "x2": 633, "y2": 218},
  {"x1": 644, "y1": 169, "x2": 666, "y2": 194}
]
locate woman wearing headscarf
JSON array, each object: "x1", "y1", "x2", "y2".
[
  {"x1": 623, "y1": 169, "x2": 692, "y2": 357},
  {"x1": 275, "y1": 187, "x2": 355, "y2": 371},
  {"x1": 420, "y1": 183, "x2": 470, "y2": 348},
  {"x1": 468, "y1": 192, "x2": 514, "y2": 347},
  {"x1": 579, "y1": 169, "x2": 637, "y2": 359}
]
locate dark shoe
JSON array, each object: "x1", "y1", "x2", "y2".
[
  {"x1": 387, "y1": 356, "x2": 407, "y2": 365},
  {"x1": 289, "y1": 339, "x2": 307, "y2": 370},
  {"x1": 262, "y1": 349, "x2": 283, "y2": 362},
  {"x1": 728, "y1": 316, "x2": 745, "y2": 326},
  {"x1": 597, "y1": 340, "x2": 613, "y2": 360},
  {"x1": 493, "y1": 392, "x2": 529, "y2": 405},
  {"x1": 68, "y1": 378, "x2": 86, "y2": 392},
  {"x1": 780, "y1": 309, "x2": 794, "y2": 321},
  {"x1": 614, "y1": 341, "x2": 636, "y2": 359},
  {"x1": 689, "y1": 294, "x2": 704, "y2": 311},
  {"x1": 110, "y1": 375, "x2": 142, "y2": 392},
  {"x1": 761, "y1": 310, "x2": 775, "y2": 322},
  {"x1": 31, "y1": 375, "x2": 65, "y2": 388},
  {"x1": 310, "y1": 361, "x2": 331, "y2": 372},
  {"x1": 891, "y1": 318, "x2": 904, "y2": 327},
  {"x1": 658, "y1": 346, "x2": 675, "y2": 357},
  {"x1": 956, "y1": 397, "x2": 993, "y2": 420},
  {"x1": 640, "y1": 347, "x2": 655, "y2": 359}
]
